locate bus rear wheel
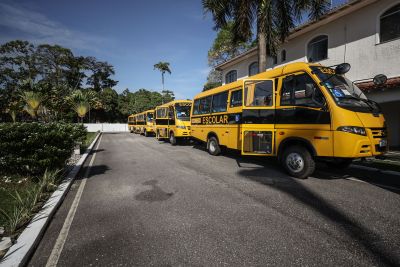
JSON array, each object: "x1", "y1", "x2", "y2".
[
  {"x1": 207, "y1": 136, "x2": 221, "y2": 156},
  {"x1": 169, "y1": 132, "x2": 177, "y2": 146},
  {"x1": 282, "y1": 145, "x2": 315, "y2": 179}
]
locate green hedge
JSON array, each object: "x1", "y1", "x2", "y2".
[{"x1": 0, "y1": 123, "x2": 87, "y2": 176}]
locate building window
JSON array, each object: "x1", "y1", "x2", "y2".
[
  {"x1": 380, "y1": 4, "x2": 400, "y2": 43},
  {"x1": 248, "y1": 62, "x2": 259, "y2": 76},
  {"x1": 225, "y1": 70, "x2": 237, "y2": 83},
  {"x1": 281, "y1": 50, "x2": 286, "y2": 62},
  {"x1": 273, "y1": 55, "x2": 278, "y2": 65},
  {"x1": 307, "y1": 35, "x2": 328, "y2": 62}
]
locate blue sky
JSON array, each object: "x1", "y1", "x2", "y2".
[{"x1": 0, "y1": 0, "x2": 347, "y2": 100}]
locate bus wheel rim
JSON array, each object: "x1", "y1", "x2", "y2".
[
  {"x1": 286, "y1": 152, "x2": 304, "y2": 173},
  {"x1": 209, "y1": 141, "x2": 216, "y2": 152}
]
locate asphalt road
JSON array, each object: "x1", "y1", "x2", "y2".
[{"x1": 29, "y1": 133, "x2": 400, "y2": 266}]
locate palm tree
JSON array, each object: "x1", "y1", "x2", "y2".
[
  {"x1": 203, "y1": 0, "x2": 329, "y2": 71},
  {"x1": 153, "y1": 62, "x2": 171, "y2": 91},
  {"x1": 20, "y1": 91, "x2": 43, "y2": 119},
  {"x1": 69, "y1": 90, "x2": 97, "y2": 123}
]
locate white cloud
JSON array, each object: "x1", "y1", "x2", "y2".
[{"x1": 0, "y1": 2, "x2": 110, "y2": 52}]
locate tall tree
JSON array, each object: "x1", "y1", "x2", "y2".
[
  {"x1": 203, "y1": 0, "x2": 329, "y2": 71},
  {"x1": 204, "y1": 21, "x2": 253, "y2": 91},
  {"x1": 153, "y1": 62, "x2": 171, "y2": 92}
]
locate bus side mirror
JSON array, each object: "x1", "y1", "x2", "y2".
[
  {"x1": 373, "y1": 74, "x2": 387, "y2": 85},
  {"x1": 335, "y1": 63, "x2": 351, "y2": 75}
]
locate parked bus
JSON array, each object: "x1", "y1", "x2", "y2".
[
  {"x1": 143, "y1": 109, "x2": 155, "y2": 136},
  {"x1": 155, "y1": 100, "x2": 192, "y2": 145},
  {"x1": 135, "y1": 112, "x2": 145, "y2": 134},
  {"x1": 128, "y1": 114, "x2": 136, "y2": 133},
  {"x1": 190, "y1": 62, "x2": 387, "y2": 178}
]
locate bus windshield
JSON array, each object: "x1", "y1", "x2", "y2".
[
  {"x1": 147, "y1": 113, "x2": 153, "y2": 122},
  {"x1": 311, "y1": 66, "x2": 381, "y2": 113},
  {"x1": 175, "y1": 104, "x2": 191, "y2": 121}
]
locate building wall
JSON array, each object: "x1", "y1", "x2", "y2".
[
  {"x1": 379, "y1": 101, "x2": 400, "y2": 149},
  {"x1": 221, "y1": 0, "x2": 400, "y2": 84}
]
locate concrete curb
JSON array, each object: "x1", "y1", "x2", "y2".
[{"x1": 0, "y1": 133, "x2": 101, "y2": 267}]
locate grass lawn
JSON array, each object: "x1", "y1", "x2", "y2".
[
  {"x1": 0, "y1": 176, "x2": 36, "y2": 233},
  {"x1": 81, "y1": 131, "x2": 99, "y2": 152}
]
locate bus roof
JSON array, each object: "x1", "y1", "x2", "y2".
[
  {"x1": 194, "y1": 62, "x2": 321, "y2": 99},
  {"x1": 155, "y1": 99, "x2": 192, "y2": 109}
]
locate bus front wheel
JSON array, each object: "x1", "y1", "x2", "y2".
[
  {"x1": 282, "y1": 146, "x2": 315, "y2": 179},
  {"x1": 207, "y1": 136, "x2": 221, "y2": 156},
  {"x1": 169, "y1": 132, "x2": 177, "y2": 146}
]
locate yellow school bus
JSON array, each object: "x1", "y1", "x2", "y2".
[
  {"x1": 135, "y1": 112, "x2": 145, "y2": 134},
  {"x1": 191, "y1": 62, "x2": 387, "y2": 178},
  {"x1": 143, "y1": 109, "x2": 155, "y2": 136},
  {"x1": 133, "y1": 110, "x2": 154, "y2": 136},
  {"x1": 155, "y1": 100, "x2": 192, "y2": 145},
  {"x1": 128, "y1": 114, "x2": 136, "y2": 133}
]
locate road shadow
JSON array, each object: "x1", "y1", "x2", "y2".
[
  {"x1": 313, "y1": 165, "x2": 400, "y2": 195},
  {"x1": 77, "y1": 164, "x2": 111, "y2": 180},
  {"x1": 237, "y1": 165, "x2": 399, "y2": 266}
]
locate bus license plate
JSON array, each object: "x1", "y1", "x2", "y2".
[{"x1": 379, "y1": 139, "x2": 387, "y2": 147}]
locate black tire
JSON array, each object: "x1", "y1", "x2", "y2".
[
  {"x1": 207, "y1": 136, "x2": 221, "y2": 156},
  {"x1": 326, "y1": 159, "x2": 352, "y2": 169},
  {"x1": 282, "y1": 145, "x2": 315, "y2": 179},
  {"x1": 169, "y1": 132, "x2": 177, "y2": 146}
]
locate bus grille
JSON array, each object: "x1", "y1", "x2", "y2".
[{"x1": 370, "y1": 128, "x2": 387, "y2": 138}]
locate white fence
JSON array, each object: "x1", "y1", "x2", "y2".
[{"x1": 84, "y1": 123, "x2": 128, "y2": 132}]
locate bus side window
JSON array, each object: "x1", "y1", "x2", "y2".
[
  {"x1": 281, "y1": 73, "x2": 325, "y2": 107},
  {"x1": 212, "y1": 92, "x2": 228, "y2": 113},
  {"x1": 244, "y1": 80, "x2": 273, "y2": 107},
  {"x1": 193, "y1": 99, "x2": 200, "y2": 115},
  {"x1": 230, "y1": 89, "x2": 242, "y2": 107},
  {"x1": 199, "y1": 96, "x2": 212, "y2": 114}
]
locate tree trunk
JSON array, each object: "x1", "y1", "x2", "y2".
[
  {"x1": 258, "y1": 31, "x2": 267, "y2": 73},
  {"x1": 162, "y1": 72, "x2": 165, "y2": 91}
]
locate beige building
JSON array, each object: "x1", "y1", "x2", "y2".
[{"x1": 215, "y1": 0, "x2": 400, "y2": 148}]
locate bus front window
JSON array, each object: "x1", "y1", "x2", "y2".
[
  {"x1": 311, "y1": 66, "x2": 381, "y2": 113},
  {"x1": 147, "y1": 113, "x2": 153, "y2": 122},
  {"x1": 175, "y1": 104, "x2": 191, "y2": 121}
]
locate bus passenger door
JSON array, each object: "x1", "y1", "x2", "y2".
[{"x1": 241, "y1": 79, "x2": 276, "y2": 156}]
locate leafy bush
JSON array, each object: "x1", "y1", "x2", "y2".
[{"x1": 0, "y1": 123, "x2": 86, "y2": 175}]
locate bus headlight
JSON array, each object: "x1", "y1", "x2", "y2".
[
  {"x1": 337, "y1": 126, "x2": 366, "y2": 136},
  {"x1": 176, "y1": 125, "x2": 186, "y2": 129}
]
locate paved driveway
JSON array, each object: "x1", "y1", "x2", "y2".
[{"x1": 29, "y1": 133, "x2": 400, "y2": 266}]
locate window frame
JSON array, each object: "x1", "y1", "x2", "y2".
[
  {"x1": 307, "y1": 35, "x2": 328, "y2": 62},
  {"x1": 248, "y1": 61, "x2": 259, "y2": 76},
  {"x1": 229, "y1": 88, "x2": 243, "y2": 108},
  {"x1": 279, "y1": 71, "x2": 326, "y2": 108},
  {"x1": 243, "y1": 79, "x2": 275, "y2": 109},
  {"x1": 379, "y1": 3, "x2": 400, "y2": 43},
  {"x1": 225, "y1": 70, "x2": 237, "y2": 84},
  {"x1": 211, "y1": 91, "x2": 228, "y2": 113}
]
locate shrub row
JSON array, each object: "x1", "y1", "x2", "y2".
[{"x1": 0, "y1": 123, "x2": 87, "y2": 176}]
